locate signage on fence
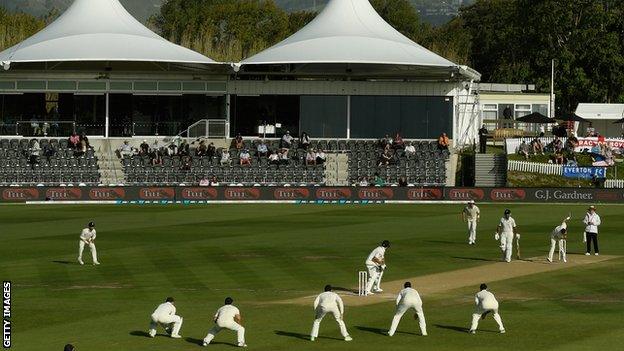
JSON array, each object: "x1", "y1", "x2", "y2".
[
  {"x1": 562, "y1": 166, "x2": 607, "y2": 179},
  {"x1": 574, "y1": 137, "x2": 624, "y2": 153}
]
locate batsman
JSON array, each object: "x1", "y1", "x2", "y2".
[
  {"x1": 548, "y1": 216, "x2": 570, "y2": 263},
  {"x1": 495, "y1": 209, "x2": 519, "y2": 263}
]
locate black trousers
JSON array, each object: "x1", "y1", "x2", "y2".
[
  {"x1": 479, "y1": 137, "x2": 487, "y2": 153},
  {"x1": 585, "y1": 232, "x2": 599, "y2": 254}
]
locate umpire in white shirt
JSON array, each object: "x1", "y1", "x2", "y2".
[{"x1": 583, "y1": 206, "x2": 602, "y2": 255}]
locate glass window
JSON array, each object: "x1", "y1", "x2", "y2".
[
  {"x1": 300, "y1": 96, "x2": 347, "y2": 138},
  {"x1": 231, "y1": 95, "x2": 300, "y2": 137},
  {"x1": 514, "y1": 104, "x2": 531, "y2": 119}
]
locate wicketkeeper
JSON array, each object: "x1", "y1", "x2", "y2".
[
  {"x1": 78, "y1": 221, "x2": 99, "y2": 265},
  {"x1": 548, "y1": 216, "x2": 570, "y2": 263}
]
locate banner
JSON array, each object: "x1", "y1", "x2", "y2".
[
  {"x1": 1, "y1": 186, "x2": 623, "y2": 203},
  {"x1": 562, "y1": 166, "x2": 607, "y2": 180},
  {"x1": 574, "y1": 137, "x2": 624, "y2": 153}
]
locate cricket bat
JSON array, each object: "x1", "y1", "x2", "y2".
[{"x1": 516, "y1": 235, "x2": 521, "y2": 260}]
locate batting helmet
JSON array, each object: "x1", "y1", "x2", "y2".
[{"x1": 88, "y1": 221, "x2": 95, "y2": 228}]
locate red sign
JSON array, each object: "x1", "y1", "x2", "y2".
[
  {"x1": 358, "y1": 188, "x2": 394, "y2": 200},
  {"x1": 315, "y1": 188, "x2": 352, "y2": 200},
  {"x1": 45, "y1": 188, "x2": 82, "y2": 200},
  {"x1": 88, "y1": 188, "x2": 126, "y2": 200},
  {"x1": 180, "y1": 188, "x2": 218, "y2": 200},
  {"x1": 224, "y1": 188, "x2": 261, "y2": 200},
  {"x1": 273, "y1": 188, "x2": 310, "y2": 200},
  {"x1": 448, "y1": 188, "x2": 485, "y2": 201},
  {"x1": 490, "y1": 188, "x2": 526, "y2": 201},
  {"x1": 139, "y1": 187, "x2": 175, "y2": 200},
  {"x1": 407, "y1": 188, "x2": 443, "y2": 200},
  {"x1": 2, "y1": 188, "x2": 39, "y2": 201},
  {"x1": 595, "y1": 191, "x2": 620, "y2": 201}
]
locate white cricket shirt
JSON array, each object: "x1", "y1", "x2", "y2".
[
  {"x1": 365, "y1": 246, "x2": 385, "y2": 266},
  {"x1": 396, "y1": 287, "x2": 422, "y2": 305},
  {"x1": 152, "y1": 302, "x2": 176, "y2": 316},
  {"x1": 583, "y1": 212, "x2": 601, "y2": 234},
  {"x1": 314, "y1": 291, "x2": 344, "y2": 314},
  {"x1": 80, "y1": 228, "x2": 96, "y2": 241},
  {"x1": 463, "y1": 206, "x2": 480, "y2": 221},
  {"x1": 215, "y1": 305, "x2": 240, "y2": 324},
  {"x1": 498, "y1": 217, "x2": 516, "y2": 234},
  {"x1": 475, "y1": 290, "x2": 498, "y2": 308}
]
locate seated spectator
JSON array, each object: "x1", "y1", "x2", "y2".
[
  {"x1": 316, "y1": 149, "x2": 326, "y2": 165},
  {"x1": 43, "y1": 141, "x2": 56, "y2": 160},
  {"x1": 278, "y1": 150, "x2": 289, "y2": 165},
  {"x1": 166, "y1": 143, "x2": 178, "y2": 156},
  {"x1": 220, "y1": 150, "x2": 231, "y2": 166},
  {"x1": 306, "y1": 149, "x2": 316, "y2": 165},
  {"x1": 280, "y1": 131, "x2": 294, "y2": 149},
  {"x1": 117, "y1": 140, "x2": 133, "y2": 158},
  {"x1": 232, "y1": 134, "x2": 244, "y2": 150},
  {"x1": 531, "y1": 138, "x2": 544, "y2": 155},
  {"x1": 404, "y1": 142, "x2": 416, "y2": 158},
  {"x1": 257, "y1": 140, "x2": 269, "y2": 158},
  {"x1": 392, "y1": 133, "x2": 405, "y2": 150},
  {"x1": 518, "y1": 140, "x2": 530, "y2": 160},
  {"x1": 565, "y1": 136, "x2": 579, "y2": 152},
  {"x1": 209, "y1": 176, "x2": 220, "y2": 186},
  {"x1": 79, "y1": 133, "x2": 90, "y2": 148},
  {"x1": 180, "y1": 156, "x2": 191, "y2": 171},
  {"x1": 68, "y1": 132, "x2": 80, "y2": 149},
  {"x1": 378, "y1": 149, "x2": 392, "y2": 166},
  {"x1": 152, "y1": 151, "x2": 163, "y2": 166},
  {"x1": 438, "y1": 133, "x2": 450, "y2": 150},
  {"x1": 196, "y1": 140, "x2": 207, "y2": 157},
  {"x1": 239, "y1": 149, "x2": 252, "y2": 166},
  {"x1": 178, "y1": 140, "x2": 190, "y2": 156},
  {"x1": 74, "y1": 139, "x2": 87, "y2": 157},
  {"x1": 139, "y1": 140, "x2": 150, "y2": 155},
  {"x1": 358, "y1": 177, "x2": 369, "y2": 186},
  {"x1": 300, "y1": 132, "x2": 311, "y2": 150},
  {"x1": 374, "y1": 173, "x2": 385, "y2": 186},
  {"x1": 207, "y1": 142, "x2": 216, "y2": 159},
  {"x1": 29, "y1": 139, "x2": 40, "y2": 165},
  {"x1": 398, "y1": 176, "x2": 408, "y2": 187},
  {"x1": 552, "y1": 136, "x2": 563, "y2": 153},
  {"x1": 199, "y1": 177, "x2": 210, "y2": 186},
  {"x1": 553, "y1": 150, "x2": 565, "y2": 164},
  {"x1": 268, "y1": 150, "x2": 280, "y2": 165}
]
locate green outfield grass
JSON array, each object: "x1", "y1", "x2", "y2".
[{"x1": 2, "y1": 203, "x2": 623, "y2": 351}]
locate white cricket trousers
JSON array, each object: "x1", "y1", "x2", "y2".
[
  {"x1": 499, "y1": 232, "x2": 514, "y2": 262},
  {"x1": 467, "y1": 220, "x2": 477, "y2": 243},
  {"x1": 78, "y1": 241, "x2": 98, "y2": 263},
  {"x1": 365, "y1": 264, "x2": 380, "y2": 293},
  {"x1": 310, "y1": 306, "x2": 349, "y2": 338},
  {"x1": 388, "y1": 301, "x2": 427, "y2": 336},
  {"x1": 470, "y1": 302, "x2": 504, "y2": 332},
  {"x1": 548, "y1": 238, "x2": 566, "y2": 262},
  {"x1": 149, "y1": 313, "x2": 183, "y2": 336},
  {"x1": 204, "y1": 321, "x2": 245, "y2": 345},
  {"x1": 374, "y1": 267, "x2": 385, "y2": 290}
]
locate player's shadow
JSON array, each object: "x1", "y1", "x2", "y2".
[
  {"x1": 333, "y1": 286, "x2": 358, "y2": 294},
  {"x1": 434, "y1": 324, "x2": 469, "y2": 333},
  {"x1": 355, "y1": 326, "x2": 417, "y2": 336},
  {"x1": 185, "y1": 337, "x2": 236, "y2": 347},
  {"x1": 129, "y1": 331, "x2": 150, "y2": 337},
  {"x1": 52, "y1": 260, "x2": 73, "y2": 265},
  {"x1": 274, "y1": 330, "x2": 342, "y2": 341},
  {"x1": 452, "y1": 256, "x2": 499, "y2": 262}
]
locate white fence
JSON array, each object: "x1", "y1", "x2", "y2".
[
  {"x1": 605, "y1": 179, "x2": 624, "y2": 188},
  {"x1": 507, "y1": 160, "x2": 563, "y2": 175}
]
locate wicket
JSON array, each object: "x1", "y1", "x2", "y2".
[{"x1": 358, "y1": 271, "x2": 367, "y2": 296}]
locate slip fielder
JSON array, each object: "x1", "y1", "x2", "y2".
[
  {"x1": 148, "y1": 297, "x2": 183, "y2": 338},
  {"x1": 310, "y1": 285, "x2": 352, "y2": 342},
  {"x1": 495, "y1": 209, "x2": 519, "y2": 263},
  {"x1": 78, "y1": 221, "x2": 99, "y2": 265},
  {"x1": 203, "y1": 297, "x2": 247, "y2": 347},
  {"x1": 388, "y1": 282, "x2": 427, "y2": 337},
  {"x1": 548, "y1": 216, "x2": 570, "y2": 263},
  {"x1": 364, "y1": 240, "x2": 390, "y2": 294},
  {"x1": 462, "y1": 200, "x2": 480, "y2": 245},
  {"x1": 469, "y1": 284, "x2": 505, "y2": 334}
]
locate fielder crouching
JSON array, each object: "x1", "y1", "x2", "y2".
[
  {"x1": 148, "y1": 297, "x2": 183, "y2": 338},
  {"x1": 388, "y1": 282, "x2": 427, "y2": 337},
  {"x1": 469, "y1": 284, "x2": 505, "y2": 334},
  {"x1": 548, "y1": 216, "x2": 570, "y2": 263},
  {"x1": 78, "y1": 221, "x2": 99, "y2": 265}
]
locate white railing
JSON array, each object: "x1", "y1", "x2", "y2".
[
  {"x1": 605, "y1": 179, "x2": 624, "y2": 188},
  {"x1": 186, "y1": 119, "x2": 227, "y2": 139},
  {"x1": 507, "y1": 160, "x2": 563, "y2": 175}
]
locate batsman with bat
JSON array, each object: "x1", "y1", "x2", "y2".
[
  {"x1": 78, "y1": 221, "x2": 99, "y2": 265},
  {"x1": 495, "y1": 209, "x2": 519, "y2": 263},
  {"x1": 548, "y1": 215, "x2": 570, "y2": 263}
]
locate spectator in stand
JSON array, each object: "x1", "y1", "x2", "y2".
[
  {"x1": 29, "y1": 139, "x2": 40, "y2": 165},
  {"x1": 554, "y1": 149, "x2": 565, "y2": 164},
  {"x1": 374, "y1": 173, "x2": 385, "y2": 186},
  {"x1": 240, "y1": 149, "x2": 252, "y2": 166},
  {"x1": 552, "y1": 136, "x2": 563, "y2": 153},
  {"x1": 585, "y1": 123, "x2": 596, "y2": 137},
  {"x1": 207, "y1": 142, "x2": 216, "y2": 159},
  {"x1": 316, "y1": 149, "x2": 327, "y2": 165},
  {"x1": 378, "y1": 149, "x2": 392, "y2": 166},
  {"x1": 306, "y1": 149, "x2": 316, "y2": 165},
  {"x1": 196, "y1": 140, "x2": 207, "y2": 157},
  {"x1": 392, "y1": 133, "x2": 405, "y2": 150},
  {"x1": 233, "y1": 134, "x2": 244, "y2": 150},
  {"x1": 478, "y1": 125, "x2": 488, "y2": 154},
  {"x1": 140, "y1": 140, "x2": 150, "y2": 155},
  {"x1": 268, "y1": 150, "x2": 280, "y2": 165},
  {"x1": 117, "y1": 140, "x2": 133, "y2": 158},
  {"x1": 220, "y1": 150, "x2": 231, "y2": 166},
  {"x1": 199, "y1": 177, "x2": 210, "y2": 186},
  {"x1": 278, "y1": 150, "x2": 289, "y2": 165},
  {"x1": 257, "y1": 140, "x2": 268, "y2": 158},
  {"x1": 68, "y1": 132, "x2": 80, "y2": 149},
  {"x1": 438, "y1": 133, "x2": 450, "y2": 151},
  {"x1": 43, "y1": 141, "x2": 56, "y2": 161},
  {"x1": 518, "y1": 140, "x2": 530, "y2": 160},
  {"x1": 300, "y1": 132, "x2": 311, "y2": 150},
  {"x1": 79, "y1": 132, "x2": 90, "y2": 148},
  {"x1": 359, "y1": 176, "x2": 369, "y2": 186},
  {"x1": 180, "y1": 156, "x2": 192, "y2": 171},
  {"x1": 531, "y1": 137, "x2": 544, "y2": 155},
  {"x1": 178, "y1": 140, "x2": 190, "y2": 156},
  {"x1": 281, "y1": 131, "x2": 294, "y2": 149},
  {"x1": 210, "y1": 176, "x2": 219, "y2": 186},
  {"x1": 152, "y1": 150, "x2": 163, "y2": 166},
  {"x1": 74, "y1": 139, "x2": 87, "y2": 157},
  {"x1": 565, "y1": 136, "x2": 579, "y2": 152},
  {"x1": 398, "y1": 176, "x2": 408, "y2": 187},
  {"x1": 404, "y1": 142, "x2": 416, "y2": 158}
]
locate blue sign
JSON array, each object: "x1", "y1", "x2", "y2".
[{"x1": 563, "y1": 166, "x2": 607, "y2": 179}]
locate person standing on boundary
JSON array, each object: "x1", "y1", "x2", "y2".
[
  {"x1": 310, "y1": 285, "x2": 352, "y2": 342},
  {"x1": 469, "y1": 284, "x2": 505, "y2": 334},
  {"x1": 364, "y1": 240, "x2": 390, "y2": 294},
  {"x1": 78, "y1": 221, "x2": 99, "y2": 265},
  {"x1": 462, "y1": 200, "x2": 480, "y2": 245},
  {"x1": 387, "y1": 282, "x2": 427, "y2": 337},
  {"x1": 583, "y1": 206, "x2": 601, "y2": 256},
  {"x1": 495, "y1": 209, "x2": 518, "y2": 263},
  {"x1": 548, "y1": 216, "x2": 570, "y2": 263}
]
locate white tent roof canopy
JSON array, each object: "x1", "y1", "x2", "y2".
[
  {"x1": 0, "y1": 0, "x2": 217, "y2": 67},
  {"x1": 240, "y1": 0, "x2": 480, "y2": 80},
  {"x1": 576, "y1": 103, "x2": 624, "y2": 120}
]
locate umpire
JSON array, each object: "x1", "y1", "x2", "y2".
[{"x1": 583, "y1": 206, "x2": 602, "y2": 255}]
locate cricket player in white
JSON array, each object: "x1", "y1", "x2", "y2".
[
  {"x1": 148, "y1": 297, "x2": 183, "y2": 338},
  {"x1": 462, "y1": 200, "x2": 480, "y2": 245},
  {"x1": 310, "y1": 285, "x2": 352, "y2": 341},
  {"x1": 78, "y1": 221, "x2": 99, "y2": 265},
  {"x1": 548, "y1": 216, "x2": 570, "y2": 263},
  {"x1": 203, "y1": 297, "x2": 247, "y2": 347},
  {"x1": 388, "y1": 282, "x2": 427, "y2": 336},
  {"x1": 469, "y1": 284, "x2": 505, "y2": 334},
  {"x1": 583, "y1": 205, "x2": 601, "y2": 256},
  {"x1": 365, "y1": 240, "x2": 390, "y2": 294},
  {"x1": 495, "y1": 209, "x2": 519, "y2": 263}
]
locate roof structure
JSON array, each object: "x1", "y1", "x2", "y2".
[
  {"x1": 576, "y1": 103, "x2": 624, "y2": 120},
  {"x1": 0, "y1": 0, "x2": 217, "y2": 69},
  {"x1": 239, "y1": 0, "x2": 480, "y2": 80}
]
